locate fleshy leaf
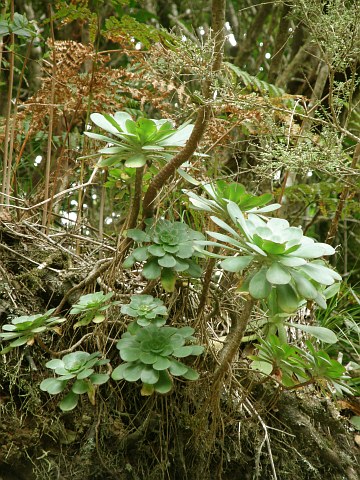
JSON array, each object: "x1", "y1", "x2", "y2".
[
  {"x1": 72, "y1": 379, "x2": 90, "y2": 394},
  {"x1": 141, "y1": 383, "x2": 155, "y2": 396},
  {"x1": 59, "y1": 391, "x2": 79, "y2": 411},
  {"x1": 111, "y1": 363, "x2": 127, "y2": 380},
  {"x1": 249, "y1": 269, "x2": 272, "y2": 299},
  {"x1": 181, "y1": 367, "x2": 200, "y2": 380},
  {"x1": 127, "y1": 229, "x2": 149, "y2": 242},
  {"x1": 40, "y1": 378, "x2": 67, "y2": 394},
  {"x1": 143, "y1": 260, "x2": 162, "y2": 279},
  {"x1": 161, "y1": 268, "x2": 176, "y2": 292},
  {"x1": 266, "y1": 263, "x2": 291, "y2": 285},
  {"x1": 154, "y1": 370, "x2": 173, "y2": 393},
  {"x1": 90, "y1": 113, "x2": 120, "y2": 134},
  {"x1": 141, "y1": 365, "x2": 160, "y2": 384},
  {"x1": 276, "y1": 284, "x2": 299, "y2": 313},
  {"x1": 168, "y1": 359, "x2": 188, "y2": 376},
  {"x1": 153, "y1": 356, "x2": 172, "y2": 370},
  {"x1": 89, "y1": 373, "x2": 109, "y2": 385},
  {"x1": 125, "y1": 153, "x2": 147, "y2": 168},
  {"x1": 291, "y1": 271, "x2": 318, "y2": 300},
  {"x1": 122, "y1": 363, "x2": 144, "y2": 382},
  {"x1": 158, "y1": 254, "x2": 177, "y2": 268},
  {"x1": 132, "y1": 246, "x2": 150, "y2": 262},
  {"x1": 220, "y1": 255, "x2": 253, "y2": 272},
  {"x1": 299, "y1": 263, "x2": 340, "y2": 285},
  {"x1": 285, "y1": 323, "x2": 338, "y2": 344}
]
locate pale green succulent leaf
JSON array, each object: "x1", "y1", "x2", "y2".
[
  {"x1": 249, "y1": 269, "x2": 272, "y2": 299},
  {"x1": 220, "y1": 255, "x2": 254, "y2": 272},
  {"x1": 266, "y1": 263, "x2": 291, "y2": 285},
  {"x1": 59, "y1": 391, "x2": 79, "y2": 411},
  {"x1": 285, "y1": 323, "x2": 338, "y2": 344}
]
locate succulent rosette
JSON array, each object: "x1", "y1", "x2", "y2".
[
  {"x1": 121, "y1": 294, "x2": 168, "y2": 327},
  {"x1": 197, "y1": 201, "x2": 341, "y2": 313},
  {"x1": 40, "y1": 351, "x2": 110, "y2": 411},
  {"x1": 185, "y1": 179, "x2": 280, "y2": 217},
  {"x1": 112, "y1": 325, "x2": 204, "y2": 395},
  {"x1": 123, "y1": 219, "x2": 204, "y2": 292},
  {"x1": 0, "y1": 309, "x2": 66, "y2": 354},
  {"x1": 83, "y1": 111, "x2": 194, "y2": 168}
]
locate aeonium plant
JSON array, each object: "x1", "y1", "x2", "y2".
[
  {"x1": 40, "y1": 351, "x2": 110, "y2": 411},
  {"x1": 0, "y1": 309, "x2": 66, "y2": 354},
  {"x1": 112, "y1": 325, "x2": 204, "y2": 395},
  {"x1": 121, "y1": 294, "x2": 168, "y2": 327},
  {"x1": 184, "y1": 179, "x2": 280, "y2": 218},
  {"x1": 83, "y1": 111, "x2": 194, "y2": 168},
  {"x1": 197, "y1": 201, "x2": 341, "y2": 314},
  {"x1": 70, "y1": 291, "x2": 120, "y2": 329},
  {"x1": 123, "y1": 219, "x2": 204, "y2": 292},
  {"x1": 250, "y1": 336, "x2": 352, "y2": 395}
]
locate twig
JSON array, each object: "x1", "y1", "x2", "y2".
[
  {"x1": 0, "y1": 167, "x2": 98, "y2": 212},
  {"x1": 0, "y1": 0, "x2": 15, "y2": 211},
  {"x1": 197, "y1": 255, "x2": 218, "y2": 319},
  {"x1": 55, "y1": 332, "x2": 94, "y2": 356},
  {"x1": 42, "y1": 8, "x2": 56, "y2": 230},
  {"x1": 243, "y1": 398, "x2": 278, "y2": 480},
  {"x1": 168, "y1": 14, "x2": 199, "y2": 44},
  {"x1": 54, "y1": 257, "x2": 113, "y2": 314}
]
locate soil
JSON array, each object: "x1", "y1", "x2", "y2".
[{"x1": 0, "y1": 221, "x2": 359, "y2": 480}]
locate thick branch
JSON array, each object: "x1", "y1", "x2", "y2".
[
  {"x1": 142, "y1": 0, "x2": 227, "y2": 219},
  {"x1": 213, "y1": 297, "x2": 255, "y2": 383},
  {"x1": 127, "y1": 166, "x2": 145, "y2": 229},
  {"x1": 212, "y1": 0, "x2": 226, "y2": 72},
  {"x1": 142, "y1": 106, "x2": 209, "y2": 219}
]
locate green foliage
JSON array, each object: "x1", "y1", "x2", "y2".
[
  {"x1": 350, "y1": 416, "x2": 360, "y2": 430},
  {"x1": 198, "y1": 201, "x2": 341, "y2": 313},
  {"x1": 53, "y1": 1, "x2": 98, "y2": 41},
  {"x1": 0, "y1": 12, "x2": 37, "y2": 38},
  {"x1": 314, "y1": 283, "x2": 360, "y2": 394},
  {"x1": 40, "y1": 352, "x2": 110, "y2": 411},
  {"x1": 258, "y1": 128, "x2": 350, "y2": 178},
  {"x1": 124, "y1": 219, "x2": 204, "y2": 292},
  {"x1": 0, "y1": 310, "x2": 66, "y2": 354},
  {"x1": 70, "y1": 292, "x2": 120, "y2": 329},
  {"x1": 281, "y1": 182, "x2": 342, "y2": 214},
  {"x1": 303, "y1": 341, "x2": 352, "y2": 395},
  {"x1": 250, "y1": 335, "x2": 308, "y2": 386},
  {"x1": 292, "y1": 0, "x2": 360, "y2": 71},
  {"x1": 185, "y1": 180, "x2": 279, "y2": 217},
  {"x1": 250, "y1": 336, "x2": 351, "y2": 394},
  {"x1": 225, "y1": 62, "x2": 285, "y2": 97},
  {"x1": 121, "y1": 294, "x2": 168, "y2": 327},
  {"x1": 84, "y1": 112, "x2": 193, "y2": 168},
  {"x1": 103, "y1": 14, "x2": 162, "y2": 48},
  {"x1": 112, "y1": 325, "x2": 203, "y2": 395}
]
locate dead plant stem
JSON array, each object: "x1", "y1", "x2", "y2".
[
  {"x1": 0, "y1": 1, "x2": 15, "y2": 211},
  {"x1": 42, "y1": 9, "x2": 56, "y2": 230}
]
